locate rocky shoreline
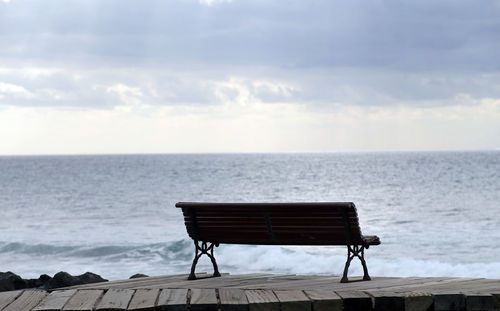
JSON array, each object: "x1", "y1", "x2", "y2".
[{"x1": 0, "y1": 271, "x2": 148, "y2": 292}]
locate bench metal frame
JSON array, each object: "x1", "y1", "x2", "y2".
[
  {"x1": 342, "y1": 244, "x2": 371, "y2": 283},
  {"x1": 188, "y1": 240, "x2": 220, "y2": 280}
]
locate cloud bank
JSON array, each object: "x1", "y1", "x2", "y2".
[{"x1": 1, "y1": 0, "x2": 499, "y2": 153}]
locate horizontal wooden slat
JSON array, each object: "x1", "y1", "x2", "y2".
[
  {"x1": 186, "y1": 219, "x2": 360, "y2": 226},
  {"x1": 176, "y1": 202, "x2": 355, "y2": 209},
  {"x1": 185, "y1": 212, "x2": 358, "y2": 218},
  {"x1": 190, "y1": 227, "x2": 362, "y2": 235},
  {"x1": 193, "y1": 222, "x2": 356, "y2": 228},
  {"x1": 185, "y1": 214, "x2": 358, "y2": 219},
  {"x1": 185, "y1": 220, "x2": 361, "y2": 227},
  {"x1": 197, "y1": 239, "x2": 363, "y2": 245},
  {"x1": 186, "y1": 216, "x2": 358, "y2": 221},
  {"x1": 186, "y1": 224, "x2": 358, "y2": 230},
  {"x1": 189, "y1": 230, "x2": 358, "y2": 238},
  {"x1": 186, "y1": 224, "x2": 360, "y2": 230},
  {"x1": 183, "y1": 207, "x2": 357, "y2": 213}
]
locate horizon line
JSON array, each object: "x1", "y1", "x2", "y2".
[{"x1": 1, "y1": 148, "x2": 498, "y2": 157}]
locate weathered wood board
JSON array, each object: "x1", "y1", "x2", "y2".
[
  {"x1": 303, "y1": 289, "x2": 342, "y2": 311},
  {"x1": 33, "y1": 290, "x2": 76, "y2": 311},
  {"x1": 0, "y1": 290, "x2": 22, "y2": 310},
  {"x1": 245, "y1": 289, "x2": 280, "y2": 311},
  {"x1": 156, "y1": 288, "x2": 188, "y2": 311},
  {"x1": 189, "y1": 288, "x2": 218, "y2": 311},
  {"x1": 219, "y1": 288, "x2": 249, "y2": 311},
  {"x1": 1, "y1": 274, "x2": 499, "y2": 311},
  {"x1": 273, "y1": 290, "x2": 311, "y2": 311},
  {"x1": 95, "y1": 288, "x2": 134, "y2": 310},
  {"x1": 336, "y1": 290, "x2": 372, "y2": 311},
  {"x1": 127, "y1": 288, "x2": 159, "y2": 311},
  {"x1": 62, "y1": 289, "x2": 103, "y2": 311},
  {"x1": 2, "y1": 290, "x2": 47, "y2": 311}
]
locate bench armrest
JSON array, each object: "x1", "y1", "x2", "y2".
[{"x1": 362, "y1": 235, "x2": 381, "y2": 246}]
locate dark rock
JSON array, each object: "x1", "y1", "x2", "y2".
[
  {"x1": 39, "y1": 274, "x2": 52, "y2": 283},
  {"x1": 24, "y1": 278, "x2": 43, "y2": 288},
  {"x1": 0, "y1": 271, "x2": 107, "y2": 292},
  {"x1": 44, "y1": 271, "x2": 108, "y2": 290},
  {"x1": 44, "y1": 271, "x2": 73, "y2": 290},
  {"x1": 129, "y1": 273, "x2": 149, "y2": 279},
  {"x1": 0, "y1": 271, "x2": 26, "y2": 292},
  {"x1": 23, "y1": 274, "x2": 51, "y2": 289},
  {"x1": 78, "y1": 272, "x2": 108, "y2": 285}
]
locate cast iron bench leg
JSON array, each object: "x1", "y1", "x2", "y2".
[
  {"x1": 341, "y1": 245, "x2": 371, "y2": 283},
  {"x1": 188, "y1": 240, "x2": 221, "y2": 280}
]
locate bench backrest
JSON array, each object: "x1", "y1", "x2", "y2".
[{"x1": 176, "y1": 202, "x2": 366, "y2": 246}]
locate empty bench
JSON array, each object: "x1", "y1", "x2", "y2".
[{"x1": 176, "y1": 202, "x2": 380, "y2": 283}]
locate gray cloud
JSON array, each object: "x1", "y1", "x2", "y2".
[
  {"x1": 1, "y1": 0, "x2": 500, "y2": 110},
  {"x1": 1, "y1": 0, "x2": 500, "y2": 71},
  {"x1": 2, "y1": 65, "x2": 500, "y2": 109}
]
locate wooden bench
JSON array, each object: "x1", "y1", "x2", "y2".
[{"x1": 176, "y1": 202, "x2": 380, "y2": 283}]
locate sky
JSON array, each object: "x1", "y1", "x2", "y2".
[{"x1": 1, "y1": 0, "x2": 500, "y2": 154}]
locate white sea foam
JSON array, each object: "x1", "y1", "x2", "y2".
[
  {"x1": 3, "y1": 241, "x2": 499, "y2": 280},
  {"x1": 215, "y1": 244, "x2": 500, "y2": 279}
]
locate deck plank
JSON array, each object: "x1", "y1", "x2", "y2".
[
  {"x1": 367, "y1": 277, "x2": 465, "y2": 293},
  {"x1": 245, "y1": 289, "x2": 279, "y2": 311},
  {"x1": 335, "y1": 290, "x2": 372, "y2": 311},
  {"x1": 367, "y1": 290, "x2": 433, "y2": 311},
  {"x1": 0, "y1": 290, "x2": 23, "y2": 310},
  {"x1": 273, "y1": 290, "x2": 311, "y2": 311},
  {"x1": 303, "y1": 289, "x2": 342, "y2": 311},
  {"x1": 127, "y1": 288, "x2": 159, "y2": 311},
  {"x1": 433, "y1": 292, "x2": 466, "y2": 311},
  {"x1": 368, "y1": 291, "x2": 404, "y2": 311},
  {"x1": 33, "y1": 290, "x2": 76, "y2": 311},
  {"x1": 219, "y1": 288, "x2": 248, "y2": 311},
  {"x1": 68, "y1": 274, "x2": 205, "y2": 290},
  {"x1": 189, "y1": 288, "x2": 218, "y2": 311},
  {"x1": 404, "y1": 292, "x2": 434, "y2": 311},
  {"x1": 329, "y1": 277, "x2": 450, "y2": 292},
  {"x1": 62, "y1": 289, "x2": 103, "y2": 311},
  {"x1": 490, "y1": 292, "x2": 500, "y2": 310},
  {"x1": 463, "y1": 292, "x2": 494, "y2": 311},
  {"x1": 2, "y1": 290, "x2": 47, "y2": 311},
  {"x1": 157, "y1": 274, "x2": 274, "y2": 290},
  {"x1": 95, "y1": 289, "x2": 134, "y2": 311},
  {"x1": 240, "y1": 275, "x2": 334, "y2": 290},
  {"x1": 156, "y1": 288, "x2": 188, "y2": 311}
]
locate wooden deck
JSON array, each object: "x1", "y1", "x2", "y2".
[{"x1": 1, "y1": 273, "x2": 499, "y2": 311}]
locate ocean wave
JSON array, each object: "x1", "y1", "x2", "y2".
[
  {"x1": 2, "y1": 240, "x2": 499, "y2": 280},
  {"x1": 0, "y1": 242, "x2": 78, "y2": 255},
  {"x1": 215, "y1": 244, "x2": 500, "y2": 279}
]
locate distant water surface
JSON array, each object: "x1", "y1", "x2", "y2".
[{"x1": 0, "y1": 151, "x2": 499, "y2": 280}]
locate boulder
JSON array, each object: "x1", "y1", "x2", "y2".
[
  {"x1": 24, "y1": 274, "x2": 52, "y2": 289},
  {"x1": 0, "y1": 271, "x2": 26, "y2": 292},
  {"x1": 44, "y1": 271, "x2": 108, "y2": 290},
  {"x1": 129, "y1": 273, "x2": 149, "y2": 279},
  {"x1": 78, "y1": 272, "x2": 108, "y2": 285},
  {"x1": 0, "y1": 271, "x2": 108, "y2": 292}
]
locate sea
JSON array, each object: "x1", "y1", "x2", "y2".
[{"x1": 0, "y1": 151, "x2": 499, "y2": 280}]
